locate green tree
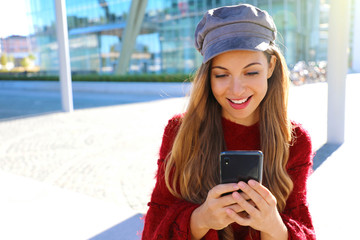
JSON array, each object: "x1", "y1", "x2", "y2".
[
  {"x1": 0, "y1": 53, "x2": 8, "y2": 67},
  {"x1": 8, "y1": 54, "x2": 15, "y2": 64},
  {"x1": 28, "y1": 53, "x2": 36, "y2": 61},
  {"x1": 20, "y1": 57, "x2": 31, "y2": 68}
]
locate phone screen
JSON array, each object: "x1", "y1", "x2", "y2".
[{"x1": 220, "y1": 151, "x2": 263, "y2": 184}]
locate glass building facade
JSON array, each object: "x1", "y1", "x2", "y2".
[{"x1": 27, "y1": 0, "x2": 323, "y2": 75}]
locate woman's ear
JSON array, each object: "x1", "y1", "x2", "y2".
[{"x1": 267, "y1": 55, "x2": 277, "y2": 79}]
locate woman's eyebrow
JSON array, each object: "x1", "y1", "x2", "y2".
[
  {"x1": 211, "y1": 62, "x2": 262, "y2": 70},
  {"x1": 211, "y1": 66, "x2": 227, "y2": 70},
  {"x1": 243, "y1": 62, "x2": 261, "y2": 69}
]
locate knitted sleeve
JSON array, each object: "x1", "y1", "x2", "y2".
[
  {"x1": 142, "y1": 115, "x2": 219, "y2": 240},
  {"x1": 281, "y1": 124, "x2": 316, "y2": 239}
]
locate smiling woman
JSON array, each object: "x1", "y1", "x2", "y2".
[
  {"x1": 142, "y1": 3, "x2": 316, "y2": 240},
  {"x1": 210, "y1": 50, "x2": 276, "y2": 126}
]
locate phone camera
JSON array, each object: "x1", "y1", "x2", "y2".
[{"x1": 224, "y1": 157, "x2": 230, "y2": 165}]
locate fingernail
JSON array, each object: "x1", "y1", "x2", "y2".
[
  {"x1": 232, "y1": 191, "x2": 241, "y2": 200},
  {"x1": 233, "y1": 184, "x2": 239, "y2": 190},
  {"x1": 248, "y1": 180, "x2": 256, "y2": 186},
  {"x1": 226, "y1": 208, "x2": 233, "y2": 215},
  {"x1": 238, "y1": 181, "x2": 246, "y2": 188}
]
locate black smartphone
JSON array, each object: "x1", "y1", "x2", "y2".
[{"x1": 220, "y1": 150, "x2": 263, "y2": 188}]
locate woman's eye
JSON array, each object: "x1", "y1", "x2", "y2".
[
  {"x1": 215, "y1": 74, "x2": 228, "y2": 78},
  {"x1": 246, "y1": 71, "x2": 259, "y2": 76}
]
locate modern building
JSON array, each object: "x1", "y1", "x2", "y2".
[
  {"x1": 22, "y1": 0, "x2": 352, "y2": 75},
  {"x1": 350, "y1": 0, "x2": 360, "y2": 72},
  {"x1": 0, "y1": 35, "x2": 36, "y2": 69}
]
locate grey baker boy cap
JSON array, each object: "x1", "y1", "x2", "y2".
[{"x1": 195, "y1": 4, "x2": 277, "y2": 63}]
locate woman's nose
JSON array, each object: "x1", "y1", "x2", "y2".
[{"x1": 231, "y1": 77, "x2": 246, "y2": 96}]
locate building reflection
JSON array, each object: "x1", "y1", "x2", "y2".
[{"x1": 8, "y1": 0, "x2": 338, "y2": 75}]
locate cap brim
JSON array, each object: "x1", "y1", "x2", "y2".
[{"x1": 203, "y1": 36, "x2": 270, "y2": 63}]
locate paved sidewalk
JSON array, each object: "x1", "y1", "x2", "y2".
[
  {"x1": 0, "y1": 95, "x2": 188, "y2": 240},
  {"x1": 0, "y1": 74, "x2": 359, "y2": 239}
]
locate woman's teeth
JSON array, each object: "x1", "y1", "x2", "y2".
[{"x1": 230, "y1": 97, "x2": 249, "y2": 104}]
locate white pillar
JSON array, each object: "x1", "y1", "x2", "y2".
[
  {"x1": 352, "y1": 0, "x2": 360, "y2": 73},
  {"x1": 327, "y1": 0, "x2": 350, "y2": 144},
  {"x1": 54, "y1": 0, "x2": 73, "y2": 112}
]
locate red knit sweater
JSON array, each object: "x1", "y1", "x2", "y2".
[{"x1": 142, "y1": 115, "x2": 316, "y2": 239}]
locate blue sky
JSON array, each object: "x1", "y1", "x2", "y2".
[{"x1": 0, "y1": 0, "x2": 31, "y2": 38}]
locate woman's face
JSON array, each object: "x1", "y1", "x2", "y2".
[{"x1": 210, "y1": 50, "x2": 276, "y2": 126}]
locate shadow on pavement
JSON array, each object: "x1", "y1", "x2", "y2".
[
  {"x1": 313, "y1": 143, "x2": 342, "y2": 170},
  {"x1": 89, "y1": 214, "x2": 144, "y2": 240}
]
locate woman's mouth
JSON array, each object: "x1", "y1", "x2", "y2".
[{"x1": 227, "y1": 96, "x2": 252, "y2": 110}]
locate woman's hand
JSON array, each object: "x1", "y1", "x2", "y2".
[
  {"x1": 225, "y1": 180, "x2": 288, "y2": 240},
  {"x1": 190, "y1": 183, "x2": 248, "y2": 239}
]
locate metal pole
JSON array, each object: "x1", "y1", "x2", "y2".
[
  {"x1": 54, "y1": 0, "x2": 73, "y2": 112},
  {"x1": 327, "y1": 0, "x2": 350, "y2": 144}
]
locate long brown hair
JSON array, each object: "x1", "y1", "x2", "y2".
[{"x1": 164, "y1": 44, "x2": 293, "y2": 239}]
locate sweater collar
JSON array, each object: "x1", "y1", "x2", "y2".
[
  {"x1": 221, "y1": 117, "x2": 259, "y2": 133},
  {"x1": 221, "y1": 117, "x2": 260, "y2": 150}
]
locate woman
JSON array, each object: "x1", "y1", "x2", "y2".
[{"x1": 142, "y1": 4, "x2": 315, "y2": 240}]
